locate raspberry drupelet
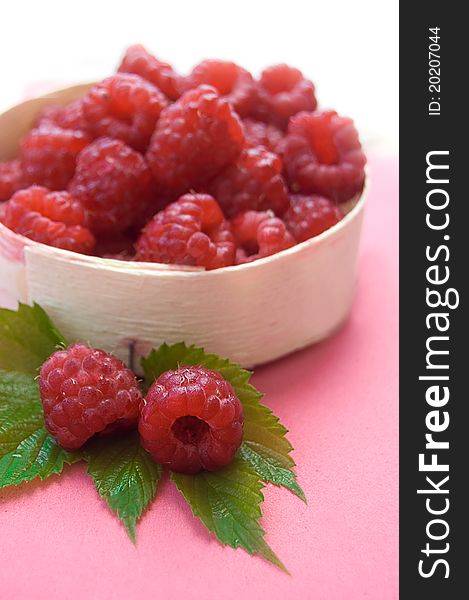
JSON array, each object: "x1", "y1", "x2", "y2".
[
  {"x1": 242, "y1": 118, "x2": 284, "y2": 153},
  {"x1": 20, "y1": 126, "x2": 90, "y2": 190},
  {"x1": 82, "y1": 73, "x2": 168, "y2": 151},
  {"x1": 139, "y1": 365, "x2": 244, "y2": 473},
  {"x1": 69, "y1": 137, "x2": 155, "y2": 236},
  {"x1": 0, "y1": 160, "x2": 24, "y2": 201},
  {"x1": 251, "y1": 64, "x2": 317, "y2": 128},
  {"x1": 39, "y1": 344, "x2": 142, "y2": 450},
  {"x1": 135, "y1": 193, "x2": 236, "y2": 269},
  {"x1": 284, "y1": 194, "x2": 343, "y2": 242},
  {"x1": 2, "y1": 186, "x2": 95, "y2": 253},
  {"x1": 231, "y1": 210, "x2": 295, "y2": 264},
  {"x1": 208, "y1": 146, "x2": 289, "y2": 218},
  {"x1": 183, "y1": 59, "x2": 257, "y2": 117},
  {"x1": 36, "y1": 99, "x2": 92, "y2": 134},
  {"x1": 118, "y1": 44, "x2": 183, "y2": 101},
  {"x1": 281, "y1": 110, "x2": 366, "y2": 203},
  {"x1": 146, "y1": 85, "x2": 245, "y2": 196}
]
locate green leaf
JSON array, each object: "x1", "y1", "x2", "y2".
[
  {"x1": 172, "y1": 457, "x2": 287, "y2": 572},
  {"x1": 0, "y1": 370, "x2": 80, "y2": 486},
  {"x1": 0, "y1": 303, "x2": 67, "y2": 374},
  {"x1": 142, "y1": 343, "x2": 305, "y2": 501},
  {"x1": 84, "y1": 431, "x2": 163, "y2": 542}
]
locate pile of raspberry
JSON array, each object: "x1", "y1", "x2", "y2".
[{"x1": 0, "y1": 45, "x2": 366, "y2": 268}]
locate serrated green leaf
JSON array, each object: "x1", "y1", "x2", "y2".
[
  {"x1": 142, "y1": 343, "x2": 305, "y2": 501},
  {"x1": 0, "y1": 303, "x2": 67, "y2": 373},
  {"x1": 172, "y1": 457, "x2": 287, "y2": 572},
  {"x1": 84, "y1": 431, "x2": 163, "y2": 542},
  {"x1": 0, "y1": 369, "x2": 80, "y2": 486}
]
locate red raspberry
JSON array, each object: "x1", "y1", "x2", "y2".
[
  {"x1": 69, "y1": 137, "x2": 154, "y2": 236},
  {"x1": 37, "y1": 99, "x2": 91, "y2": 134},
  {"x1": 20, "y1": 126, "x2": 90, "y2": 190},
  {"x1": 135, "y1": 193, "x2": 236, "y2": 270},
  {"x1": 284, "y1": 194, "x2": 342, "y2": 242},
  {"x1": 146, "y1": 85, "x2": 244, "y2": 196},
  {"x1": 82, "y1": 74, "x2": 168, "y2": 151},
  {"x1": 0, "y1": 160, "x2": 24, "y2": 201},
  {"x1": 281, "y1": 110, "x2": 366, "y2": 203},
  {"x1": 118, "y1": 44, "x2": 183, "y2": 101},
  {"x1": 139, "y1": 365, "x2": 244, "y2": 473},
  {"x1": 39, "y1": 343, "x2": 142, "y2": 450},
  {"x1": 231, "y1": 210, "x2": 295, "y2": 263},
  {"x1": 183, "y1": 60, "x2": 257, "y2": 117},
  {"x1": 2, "y1": 186, "x2": 95, "y2": 254},
  {"x1": 208, "y1": 146, "x2": 289, "y2": 218},
  {"x1": 242, "y1": 118, "x2": 283, "y2": 153},
  {"x1": 252, "y1": 64, "x2": 317, "y2": 128}
]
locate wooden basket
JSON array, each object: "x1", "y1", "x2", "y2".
[{"x1": 0, "y1": 84, "x2": 366, "y2": 368}]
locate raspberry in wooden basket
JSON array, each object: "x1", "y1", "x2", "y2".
[
  {"x1": 69, "y1": 137, "x2": 154, "y2": 236},
  {"x1": 37, "y1": 99, "x2": 92, "y2": 134},
  {"x1": 251, "y1": 64, "x2": 317, "y2": 128},
  {"x1": 281, "y1": 110, "x2": 366, "y2": 203},
  {"x1": 146, "y1": 85, "x2": 244, "y2": 195},
  {"x1": 135, "y1": 193, "x2": 236, "y2": 269},
  {"x1": 2, "y1": 186, "x2": 95, "y2": 254},
  {"x1": 208, "y1": 146, "x2": 289, "y2": 218},
  {"x1": 231, "y1": 210, "x2": 295, "y2": 263},
  {"x1": 82, "y1": 73, "x2": 168, "y2": 151},
  {"x1": 183, "y1": 59, "x2": 257, "y2": 117},
  {"x1": 20, "y1": 125, "x2": 90, "y2": 190},
  {"x1": 39, "y1": 343, "x2": 142, "y2": 450},
  {"x1": 284, "y1": 194, "x2": 343, "y2": 242},
  {"x1": 139, "y1": 365, "x2": 244, "y2": 473},
  {"x1": 0, "y1": 160, "x2": 24, "y2": 201}
]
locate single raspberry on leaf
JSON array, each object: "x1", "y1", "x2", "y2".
[
  {"x1": 139, "y1": 365, "x2": 244, "y2": 473},
  {"x1": 20, "y1": 125, "x2": 90, "y2": 190},
  {"x1": 146, "y1": 85, "x2": 244, "y2": 196},
  {"x1": 118, "y1": 44, "x2": 183, "y2": 100},
  {"x1": 69, "y1": 137, "x2": 155, "y2": 236},
  {"x1": 208, "y1": 146, "x2": 289, "y2": 218},
  {"x1": 183, "y1": 59, "x2": 257, "y2": 117},
  {"x1": 251, "y1": 64, "x2": 317, "y2": 128},
  {"x1": 135, "y1": 193, "x2": 236, "y2": 269},
  {"x1": 2, "y1": 186, "x2": 95, "y2": 254},
  {"x1": 281, "y1": 110, "x2": 366, "y2": 203},
  {"x1": 242, "y1": 118, "x2": 284, "y2": 153},
  {"x1": 39, "y1": 343, "x2": 142, "y2": 450},
  {"x1": 0, "y1": 160, "x2": 24, "y2": 201},
  {"x1": 82, "y1": 73, "x2": 168, "y2": 151},
  {"x1": 37, "y1": 99, "x2": 92, "y2": 134},
  {"x1": 284, "y1": 194, "x2": 342, "y2": 242},
  {"x1": 231, "y1": 210, "x2": 295, "y2": 263}
]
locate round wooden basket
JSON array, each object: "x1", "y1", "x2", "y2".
[{"x1": 0, "y1": 84, "x2": 366, "y2": 368}]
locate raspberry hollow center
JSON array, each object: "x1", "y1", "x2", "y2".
[{"x1": 172, "y1": 416, "x2": 210, "y2": 445}]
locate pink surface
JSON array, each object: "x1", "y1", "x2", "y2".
[{"x1": 0, "y1": 155, "x2": 398, "y2": 600}]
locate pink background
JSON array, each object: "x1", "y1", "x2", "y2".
[{"x1": 0, "y1": 155, "x2": 398, "y2": 599}]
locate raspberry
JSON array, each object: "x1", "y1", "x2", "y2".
[
  {"x1": 37, "y1": 99, "x2": 91, "y2": 134},
  {"x1": 146, "y1": 85, "x2": 244, "y2": 196},
  {"x1": 231, "y1": 210, "x2": 295, "y2": 263},
  {"x1": 69, "y1": 137, "x2": 154, "y2": 236},
  {"x1": 82, "y1": 74, "x2": 168, "y2": 151},
  {"x1": 242, "y1": 118, "x2": 283, "y2": 153},
  {"x1": 20, "y1": 126, "x2": 90, "y2": 190},
  {"x1": 252, "y1": 64, "x2": 317, "y2": 128},
  {"x1": 118, "y1": 44, "x2": 183, "y2": 100},
  {"x1": 2, "y1": 186, "x2": 95, "y2": 254},
  {"x1": 208, "y1": 146, "x2": 289, "y2": 218},
  {"x1": 0, "y1": 160, "x2": 24, "y2": 201},
  {"x1": 284, "y1": 194, "x2": 342, "y2": 242},
  {"x1": 281, "y1": 110, "x2": 366, "y2": 203},
  {"x1": 39, "y1": 343, "x2": 142, "y2": 450},
  {"x1": 139, "y1": 365, "x2": 244, "y2": 473},
  {"x1": 135, "y1": 193, "x2": 236, "y2": 269},
  {"x1": 183, "y1": 60, "x2": 257, "y2": 117}
]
